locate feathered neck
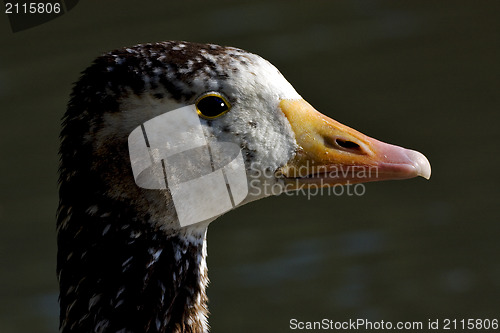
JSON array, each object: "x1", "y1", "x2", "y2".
[
  {"x1": 56, "y1": 40, "x2": 297, "y2": 333},
  {"x1": 57, "y1": 201, "x2": 209, "y2": 333}
]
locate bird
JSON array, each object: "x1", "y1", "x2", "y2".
[{"x1": 57, "y1": 41, "x2": 431, "y2": 333}]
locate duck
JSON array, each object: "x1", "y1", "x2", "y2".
[{"x1": 57, "y1": 41, "x2": 431, "y2": 333}]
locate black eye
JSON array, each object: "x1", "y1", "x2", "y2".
[{"x1": 195, "y1": 92, "x2": 231, "y2": 119}]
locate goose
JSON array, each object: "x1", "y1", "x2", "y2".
[{"x1": 57, "y1": 41, "x2": 431, "y2": 333}]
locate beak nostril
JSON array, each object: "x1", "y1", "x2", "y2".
[
  {"x1": 335, "y1": 139, "x2": 361, "y2": 150},
  {"x1": 322, "y1": 135, "x2": 364, "y2": 154}
]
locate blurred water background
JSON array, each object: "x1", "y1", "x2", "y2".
[{"x1": 0, "y1": 1, "x2": 499, "y2": 332}]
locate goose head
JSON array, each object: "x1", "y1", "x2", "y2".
[{"x1": 57, "y1": 41, "x2": 430, "y2": 333}]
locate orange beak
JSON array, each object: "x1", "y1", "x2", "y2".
[{"x1": 278, "y1": 99, "x2": 431, "y2": 188}]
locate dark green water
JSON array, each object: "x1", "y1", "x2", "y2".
[{"x1": 1, "y1": 1, "x2": 499, "y2": 332}]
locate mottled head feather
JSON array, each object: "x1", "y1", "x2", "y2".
[{"x1": 58, "y1": 41, "x2": 301, "y2": 333}]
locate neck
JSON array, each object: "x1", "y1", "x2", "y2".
[{"x1": 57, "y1": 204, "x2": 209, "y2": 333}]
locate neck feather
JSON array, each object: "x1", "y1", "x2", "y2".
[{"x1": 57, "y1": 204, "x2": 209, "y2": 333}]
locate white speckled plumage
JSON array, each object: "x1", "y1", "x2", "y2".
[{"x1": 57, "y1": 40, "x2": 430, "y2": 333}]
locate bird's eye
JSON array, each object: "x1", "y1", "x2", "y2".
[{"x1": 195, "y1": 92, "x2": 231, "y2": 119}]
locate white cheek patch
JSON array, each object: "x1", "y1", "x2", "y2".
[{"x1": 128, "y1": 105, "x2": 248, "y2": 227}]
